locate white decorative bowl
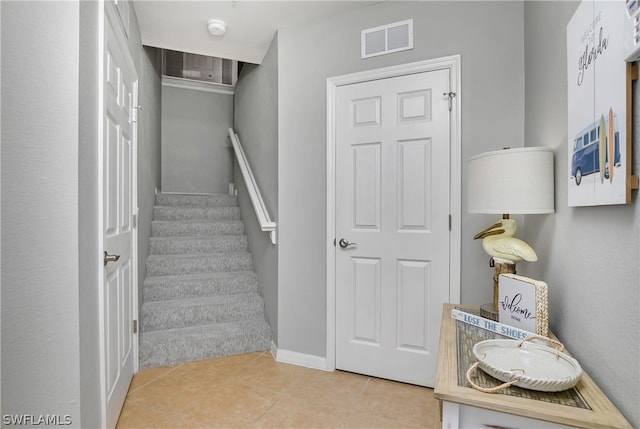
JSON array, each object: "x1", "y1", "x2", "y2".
[{"x1": 472, "y1": 339, "x2": 583, "y2": 392}]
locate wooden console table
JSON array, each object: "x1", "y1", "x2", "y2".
[{"x1": 434, "y1": 304, "x2": 632, "y2": 429}]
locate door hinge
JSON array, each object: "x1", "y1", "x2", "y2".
[
  {"x1": 443, "y1": 91, "x2": 456, "y2": 111},
  {"x1": 133, "y1": 320, "x2": 138, "y2": 334},
  {"x1": 132, "y1": 105, "x2": 143, "y2": 123},
  {"x1": 449, "y1": 214, "x2": 452, "y2": 231}
]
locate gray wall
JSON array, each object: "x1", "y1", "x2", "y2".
[
  {"x1": 233, "y1": 36, "x2": 279, "y2": 345},
  {"x1": 523, "y1": 2, "x2": 639, "y2": 426},
  {"x1": 161, "y1": 86, "x2": 233, "y2": 194},
  {"x1": 0, "y1": 2, "x2": 3, "y2": 411},
  {"x1": 78, "y1": 1, "x2": 101, "y2": 426},
  {"x1": 1, "y1": 2, "x2": 161, "y2": 427},
  {"x1": 277, "y1": 1, "x2": 525, "y2": 356},
  {"x1": 2, "y1": 1, "x2": 82, "y2": 424}
]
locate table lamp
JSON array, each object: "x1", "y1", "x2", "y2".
[{"x1": 467, "y1": 147, "x2": 555, "y2": 321}]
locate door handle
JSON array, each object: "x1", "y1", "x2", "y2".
[
  {"x1": 104, "y1": 251, "x2": 121, "y2": 266},
  {"x1": 338, "y1": 238, "x2": 357, "y2": 249}
]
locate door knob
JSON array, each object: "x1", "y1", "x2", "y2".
[
  {"x1": 338, "y1": 238, "x2": 357, "y2": 249},
  {"x1": 104, "y1": 251, "x2": 121, "y2": 266}
]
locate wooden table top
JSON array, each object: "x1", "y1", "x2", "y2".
[{"x1": 434, "y1": 304, "x2": 632, "y2": 429}]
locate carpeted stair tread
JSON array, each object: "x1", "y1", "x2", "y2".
[
  {"x1": 146, "y1": 252, "x2": 253, "y2": 276},
  {"x1": 155, "y1": 193, "x2": 237, "y2": 207},
  {"x1": 141, "y1": 293, "x2": 266, "y2": 331},
  {"x1": 139, "y1": 319, "x2": 271, "y2": 368},
  {"x1": 151, "y1": 220, "x2": 244, "y2": 237},
  {"x1": 140, "y1": 192, "x2": 271, "y2": 369},
  {"x1": 143, "y1": 271, "x2": 258, "y2": 302},
  {"x1": 153, "y1": 206, "x2": 241, "y2": 221},
  {"x1": 149, "y1": 235, "x2": 248, "y2": 254}
]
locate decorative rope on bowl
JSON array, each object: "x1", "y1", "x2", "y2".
[
  {"x1": 466, "y1": 360, "x2": 523, "y2": 393},
  {"x1": 467, "y1": 335, "x2": 569, "y2": 393},
  {"x1": 518, "y1": 335, "x2": 565, "y2": 359}
]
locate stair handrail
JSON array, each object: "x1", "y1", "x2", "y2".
[{"x1": 228, "y1": 128, "x2": 277, "y2": 244}]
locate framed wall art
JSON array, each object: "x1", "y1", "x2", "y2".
[{"x1": 566, "y1": 0, "x2": 638, "y2": 207}]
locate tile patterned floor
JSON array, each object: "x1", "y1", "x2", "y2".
[{"x1": 116, "y1": 351, "x2": 440, "y2": 428}]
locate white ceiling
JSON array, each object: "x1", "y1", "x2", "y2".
[{"x1": 133, "y1": 1, "x2": 379, "y2": 64}]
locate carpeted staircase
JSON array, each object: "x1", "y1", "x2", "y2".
[{"x1": 139, "y1": 192, "x2": 272, "y2": 369}]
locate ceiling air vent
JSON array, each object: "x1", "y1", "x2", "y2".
[{"x1": 361, "y1": 19, "x2": 413, "y2": 59}]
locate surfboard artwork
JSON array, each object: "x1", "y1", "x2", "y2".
[
  {"x1": 608, "y1": 107, "x2": 615, "y2": 184},
  {"x1": 599, "y1": 114, "x2": 606, "y2": 184}
]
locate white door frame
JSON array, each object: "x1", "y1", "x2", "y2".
[
  {"x1": 98, "y1": 2, "x2": 139, "y2": 426},
  {"x1": 325, "y1": 56, "x2": 461, "y2": 371}
]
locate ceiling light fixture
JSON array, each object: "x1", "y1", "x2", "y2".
[{"x1": 207, "y1": 19, "x2": 226, "y2": 36}]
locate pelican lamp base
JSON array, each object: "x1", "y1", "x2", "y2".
[{"x1": 480, "y1": 303, "x2": 499, "y2": 321}]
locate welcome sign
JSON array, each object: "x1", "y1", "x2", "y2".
[{"x1": 498, "y1": 274, "x2": 549, "y2": 336}]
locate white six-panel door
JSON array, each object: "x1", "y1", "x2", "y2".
[
  {"x1": 102, "y1": 8, "x2": 138, "y2": 428},
  {"x1": 335, "y1": 69, "x2": 451, "y2": 387}
]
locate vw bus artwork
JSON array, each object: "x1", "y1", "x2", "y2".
[{"x1": 570, "y1": 109, "x2": 620, "y2": 186}]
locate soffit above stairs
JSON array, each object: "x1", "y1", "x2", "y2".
[{"x1": 133, "y1": 1, "x2": 378, "y2": 65}]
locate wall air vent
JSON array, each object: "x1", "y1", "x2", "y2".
[{"x1": 361, "y1": 19, "x2": 413, "y2": 59}]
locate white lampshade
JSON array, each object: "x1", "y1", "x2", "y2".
[{"x1": 467, "y1": 147, "x2": 555, "y2": 214}]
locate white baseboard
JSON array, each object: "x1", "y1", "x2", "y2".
[{"x1": 271, "y1": 341, "x2": 331, "y2": 372}]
